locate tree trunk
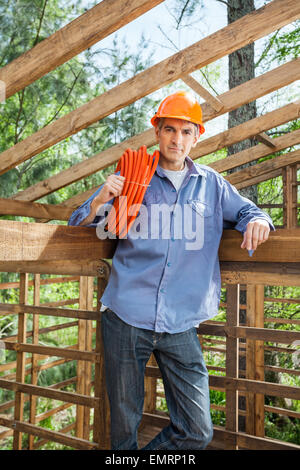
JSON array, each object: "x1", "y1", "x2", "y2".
[{"x1": 227, "y1": 0, "x2": 257, "y2": 204}]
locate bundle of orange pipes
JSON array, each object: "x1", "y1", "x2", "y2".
[{"x1": 106, "y1": 145, "x2": 160, "y2": 238}]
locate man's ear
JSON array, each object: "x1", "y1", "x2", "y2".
[
  {"x1": 192, "y1": 134, "x2": 199, "y2": 148},
  {"x1": 154, "y1": 126, "x2": 160, "y2": 143}
]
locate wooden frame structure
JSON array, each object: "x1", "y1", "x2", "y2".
[{"x1": 0, "y1": 0, "x2": 299, "y2": 450}]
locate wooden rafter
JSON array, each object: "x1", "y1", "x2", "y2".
[
  {"x1": 181, "y1": 74, "x2": 224, "y2": 112},
  {"x1": 0, "y1": 0, "x2": 165, "y2": 99},
  {"x1": 226, "y1": 149, "x2": 300, "y2": 186},
  {"x1": 191, "y1": 100, "x2": 300, "y2": 159},
  {"x1": 12, "y1": 59, "x2": 300, "y2": 203},
  {"x1": 210, "y1": 127, "x2": 300, "y2": 173},
  {"x1": 0, "y1": 0, "x2": 299, "y2": 176}
]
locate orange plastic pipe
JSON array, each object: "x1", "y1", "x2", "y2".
[{"x1": 105, "y1": 145, "x2": 159, "y2": 238}]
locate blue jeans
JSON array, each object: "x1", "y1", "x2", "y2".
[{"x1": 101, "y1": 309, "x2": 213, "y2": 450}]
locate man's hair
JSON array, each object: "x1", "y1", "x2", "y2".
[{"x1": 157, "y1": 117, "x2": 199, "y2": 137}]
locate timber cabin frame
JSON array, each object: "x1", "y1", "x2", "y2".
[{"x1": 0, "y1": 0, "x2": 299, "y2": 450}]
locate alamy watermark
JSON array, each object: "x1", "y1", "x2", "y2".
[{"x1": 95, "y1": 197, "x2": 207, "y2": 250}]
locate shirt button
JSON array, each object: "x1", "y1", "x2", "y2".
[
  {"x1": 171, "y1": 237, "x2": 175, "y2": 242},
  {"x1": 172, "y1": 189, "x2": 176, "y2": 192},
  {"x1": 167, "y1": 262, "x2": 171, "y2": 267},
  {"x1": 160, "y1": 288, "x2": 165, "y2": 293}
]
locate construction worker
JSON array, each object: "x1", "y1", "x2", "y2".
[{"x1": 68, "y1": 91, "x2": 274, "y2": 450}]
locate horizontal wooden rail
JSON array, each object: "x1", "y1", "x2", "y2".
[
  {"x1": 0, "y1": 302, "x2": 100, "y2": 320},
  {"x1": 1, "y1": 341, "x2": 100, "y2": 362},
  {"x1": 0, "y1": 221, "x2": 299, "y2": 263},
  {"x1": 0, "y1": 378, "x2": 98, "y2": 407},
  {"x1": 0, "y1": 275, "x2": 80, "y2": 290},
  {"x1": 0, "y1": 417, "x2": 97, "y2": 450}
]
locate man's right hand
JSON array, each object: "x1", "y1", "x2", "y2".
[
  {"x1": 94, "y1": 174, "x2": 125, "y2": 206},
  {"x1": 79, "y1": 174, "x2": 125, "y2": 226}
]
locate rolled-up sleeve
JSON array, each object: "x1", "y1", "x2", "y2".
[
  {"x1": 68, "y1": 185, "x2": 105, "y2": 227},
  {"x1": 221, "y1": 177, "x2": 275, "y2": 233}
]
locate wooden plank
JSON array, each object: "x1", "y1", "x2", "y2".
[
  {"x1": 219, "y1": 228, "x2": 300, "y2": 263},
  {"x1": 226, "y1": 148, "x2": 300, "y2": 187},
  {"x1": 212, "y1": 425, "x2": 300, "y2": 450},
  {"x1": 220, "y1": 261, "x2": 300, "y2": 286},
  {"x1": 0, "y1": 378, "x2": 98, "y2": 407},
  {"x1": 235, "y1": 169, "x2": 282, "y2": 190},
  {"x1": 0, "y1": 275, "x2": 79, "y2": 290},
  {"x1": 0, "y1": 259, "x2": 109, "y2": 276},
  {"x1": 0, "y1": 416, "x2": 98, "y2": 450},
  {"x1": 245, "y1": 285, "x2": 265, "y2": 437},
  {"x1": 2, "y1": 341, "x2": 99, "y2": 362},
  {"x1": 0, "y1": 0, "x2": 299, "y2": 176},
  {"x1": 181, "y1": 75, "x2": 224, "y2": 112},
  {"x1": 0, "y1": 302, "x2": 101, "y2": 321},
  {"x1": 225, "y1": 284, "x2": 239, "y2": 449},
  {"x1": 76, "y1": 276, "x2": 94, "y2": 440},
  {"x1": 0, "y1": 198, "x2": 73, "y2": 220},
  {"x1": 0, "y1": 221, "x2": 299, "y2": 264},
  {"x1": 256, "y1": 132, "x2": 277, "y2": 148},
  {"x1": 28, "y1": 274, "x2": 40, "y2": 450},
  {"x1": 190, "y1": 101, "x2": 300, "y2": 160},
  {"x1": 12, "y1": 59, "x2": 300, "y2": 203},
  {"x1": 283, "y1": 165, "x2": 298, "y2": 228},
  {"x1": 12, "y1": 273, "x2": 28, "y2": 450},
  {"x1": 93, "y1": 273, "x2": 111, "y2": 449},
  {"x1": 0, "y1": 220, "x2": 116, "y2": 261},
  {"x1": 0, "y1": 0, "x2": 165, "y2": 99}
]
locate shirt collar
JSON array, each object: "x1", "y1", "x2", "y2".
[{"x1": 155, "y1": 155, "x2": 206, "y2": 178}]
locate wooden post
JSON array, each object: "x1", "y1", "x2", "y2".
[
  {"x1": 225, "y1": 284, "x2": 240, "y2": 449},
  {"x1": 76, "y1": 276, "x2": 94, "y2": 439},
  {"x1": 283, "y1": 164, "x2": 298, "y2": 229},
  {"x1": 13, "y1": 273, "x2": 28, "y2": 450},
  {"x1": 246, "y1": 284, "x2": 265, "y2": 437},
  {"x1": 144, "y1": 354, "x2": 157, "y2": 414},
  {"x1": 28, "y1": 274, "x2": 40, "y2": 449},
  {"x1": 93, "y1": 265, "x2": 111, "y2": 449}
]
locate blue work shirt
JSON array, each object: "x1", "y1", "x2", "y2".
[{"x1": 68, "y1": 156, "x2": 274, "y2": 333}]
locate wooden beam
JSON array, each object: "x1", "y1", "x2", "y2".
[
  {"x1": 190, "y1": 101, "x2": 300, "y2": 160},
  {"x1": 0, "y1": 198, "x2": 73, "y2": 219},
  {"x1": 226, "y1": 148, "x2": 300, "y2": 186},
  {"x1": 235, "y1": 169, "x2": 282, "y2": 189},
  {"x1": 0, "y1": 220, "x2": 298, "y2": 264},
  {"x1": 0, "y1": 0, "x2": 299, "y2": 176},
  {"x1": 0, "y1": 219, "x2": 116, "y2": 261},
  {"x1": 220, "y1": 261, "x2": 300, "y2": 286},
  {"x1": 219, "y1": 228, "x2": 300, "y2": 263},
  {"x1": 13, "y1": 59, "x2": 300, "y2": 203},
  {"x1": 181, "y1": 74, "x2": 224, "y2": 112},
  {"x1": 255, "y1": 132, "x2": 277, "y2": 148},
  {"x1": 0, "y1": 0, "x2": 165, "y2": 99},
  {"x1": 0, "y1": 259, "x2": 109, "y2": 277},
  {"x1": 210, "y1": 127, "x2": 300, "y2": 174}
]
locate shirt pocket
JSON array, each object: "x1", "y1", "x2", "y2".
[{"x1": 187, "y1": 199, "x2": 214, "y2": 217}]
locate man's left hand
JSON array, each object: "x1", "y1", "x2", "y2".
[{"x1": 241, "y1": 219, "x2": 270, "y2": 251}]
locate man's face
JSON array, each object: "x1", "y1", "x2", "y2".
[{"x1": 155, "y1": 118, "x2": 198, "y2": 170}]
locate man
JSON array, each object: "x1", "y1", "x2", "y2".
[{"x1": 68, "y1": 91, "x2": 274, "y2": 450}]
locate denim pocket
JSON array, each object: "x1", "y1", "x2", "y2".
[{"x1": 187, "y1": 199, "x2": 214, "y2": 217}]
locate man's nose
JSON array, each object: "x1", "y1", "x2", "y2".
[{"x1": 172, "y1": 131, "x2": 182, "y2": 146}]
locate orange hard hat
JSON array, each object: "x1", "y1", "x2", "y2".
[{"x1": 150, "y1": 90, "x2": 205, "y2": 135}]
